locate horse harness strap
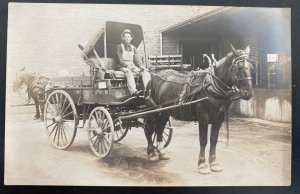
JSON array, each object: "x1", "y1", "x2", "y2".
[
  {"x1": 209, "y1": 73, "x2": 235, "y2": 97},
  {"x1": 233, "y1": 52, "x2": 253, "y2": 82},
  {"x1": 236, "y1": 76, "x2": 252, "y2": 81},
  {"x1": 178, "y1": 76, "x2": 194, "y2": 102}
]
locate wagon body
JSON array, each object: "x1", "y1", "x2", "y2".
[{"x1": 49, "y1": 76, "x2": 144, "y2": 106}]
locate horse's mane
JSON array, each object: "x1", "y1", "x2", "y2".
[{"x1": 215, "y1": 52, "x2": 234, "y2": 69}]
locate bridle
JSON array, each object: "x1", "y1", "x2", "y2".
[
  {"x1": 232, "y1": 51, "x2": 254, "y2": 82},
  {"x1": 202, "y1": 51, "x2": 254, "y2": 100}
]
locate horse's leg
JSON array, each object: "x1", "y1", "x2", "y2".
[
  {"x1": 209, "y1": 120, "x2": 224, "y2": 172},
  {"x1": 37, "y1": 90, "x2": 44, "y2": 121},
  {"x1": 32, "y1": 97, "x2": 40, "y2": 120},
  {"x1": 155, "y1": 114, "x2": 170, "y2": 160},
  {"x1": 144, "y1": 115, "x2": 159, "y2": 162},
  {"x1": 198, "y1": 120, "x2": 211, "y2": 174},
  {"x1": 40, "y1": 102, "x2": 45, "y2": 121}
]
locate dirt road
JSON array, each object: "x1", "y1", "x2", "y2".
[{"x1": 5, "y1": 103, "x2": 291, "y2": 186}]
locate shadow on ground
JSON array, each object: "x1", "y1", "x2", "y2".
[{"x1": 68, "y1": 142, "x2": 182, "y2": 185}]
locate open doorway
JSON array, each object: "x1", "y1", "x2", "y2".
[{"x1": 181, "y1": 40, "x2": 217, "y2": 70}]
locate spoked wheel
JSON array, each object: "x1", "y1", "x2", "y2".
[
  {"x1": 44, "y1": 90, "x2": 78, "y2": 150},
  {"x1": 88, "y1": 107, "x2": 114, "y2": 158},
  {"x1": 152, "y1": 119, "x2": 173, "y2": 148},
  {"x1": 113, "y1": 119, "x2": 129, "y2": 143}
]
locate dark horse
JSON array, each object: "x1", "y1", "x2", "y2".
[
  {"x1": 13, "y1": 68, "x2": 49, "y2": 120},
  {"x1": 144, "y1": 44, "x2": 254, "y2": 174}
]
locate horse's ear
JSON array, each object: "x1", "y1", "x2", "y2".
[
  {"x1": 245, "y1": 46, "x2": 250, "y2": 56},
  {"x1": 229, "y1": 44, "x2": 238, "y2": 57}
]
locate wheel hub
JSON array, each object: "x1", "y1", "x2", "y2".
[
  {"x1": 94, "y1": 128, "x2": 103, "y2": 136},
  {"x1": 53, "y1": 116, "x2": 63, "y2": 123}
]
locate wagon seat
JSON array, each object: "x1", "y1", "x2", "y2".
[
  {"x1": 104, "y1": 59, "x2": 140, "y2": 80},
  {"x1": 84, "y1": 55, "x2": 140, "y2": 81}
]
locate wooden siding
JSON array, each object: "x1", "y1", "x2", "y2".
[{"x1": 162, "y1": 34, "x2": 179, "y2": 55}]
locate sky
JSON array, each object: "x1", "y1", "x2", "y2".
[{"x1": 7, "y1": 3, "x2": 216, "y2": 78}]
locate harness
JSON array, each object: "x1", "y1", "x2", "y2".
[
  {"x1": 147, "y1": 52, "x2": 252, "y2": 108},
  {"x1": 27, "y1": 75, "x2": 49, "y2": 98}
]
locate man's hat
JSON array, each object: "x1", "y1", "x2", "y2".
[{"x1": 121, "y1": 29, "x2": 133, "y2": 39}]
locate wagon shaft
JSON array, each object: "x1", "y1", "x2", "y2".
[{"x1": 118, "y1": 97, "x2": 209, "y2": 120}]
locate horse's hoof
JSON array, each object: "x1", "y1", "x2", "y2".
[
  {"x1": 33, "y1": 116, "x2": 39, "y2": 120},
  {"x1": 210, "y1": 162, "x2": 223, "y2": 172},
  {"x1": 148, "y1": 152, "x2": 159, "y2": 162},
  {"x1": 158, "y1": 150, "x2": 170, "y2": 160},
  {"x1": 159, "y1": 153, "x2": 170, "y2": 160},
  {"x1": 198, "y1": 163, "x2": 211, "y2": 174}
]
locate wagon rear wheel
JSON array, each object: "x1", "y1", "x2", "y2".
[
  {"x1": 88, "y1": 107, "x2": 114, "y2": 158},
  {"x1": 113, "y1": 120, "x2": 129, "y2": 143},
  {"x1": 152, "y1": 119, "x2": 173, "y2": 148},
  {"x1": 44, "y1": 90, "x2": 78, "y2": 150}
]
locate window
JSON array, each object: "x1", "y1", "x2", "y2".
[{"x1": 267, "y1": 54, "x2": 278, "y2": 63}]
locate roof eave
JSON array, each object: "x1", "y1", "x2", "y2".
[{"x1": 160, "y1": 7, "x2": 234, "y2": 34}]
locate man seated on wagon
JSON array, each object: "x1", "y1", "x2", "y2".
[{"x1": 117, "y1": 29, "x2": 151, "y2": 96}]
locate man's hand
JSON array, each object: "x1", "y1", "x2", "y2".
[
  {"x1": 140, "y1": 66, "x2": 149, "y2": 72},
  {"x1": 101, "y1": 66, "x2": 110, "y2": 73},
  {"x1": 105, "y1": 69, "x2": 114, "y2": 74}
]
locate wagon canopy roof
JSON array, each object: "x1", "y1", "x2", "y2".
[{"x1": 81, "y1": 21, "x2": 144, "y2": 58}]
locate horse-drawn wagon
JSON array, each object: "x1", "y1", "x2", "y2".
[
  {"x1": 43, "y1": 21, "x2": 177, "y2": 158},
  {"x1": 14, "y1": 20, "x2": 254, "y2": 173}
]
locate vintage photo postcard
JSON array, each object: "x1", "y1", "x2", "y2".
[{"x1": 5, "y1": 3, "x2": 291, "y2": 186}]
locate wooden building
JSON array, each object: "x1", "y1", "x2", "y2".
[{"x1": 159, "y1": 7, "x2": 291, "y2": 122}]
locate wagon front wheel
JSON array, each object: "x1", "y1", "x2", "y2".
[
  {"x1": 44, "y1": 90, "x2": 78, "y2": 150},
  {"x1": 88, "y1": 107, "x2": 114, "y2": 158}
]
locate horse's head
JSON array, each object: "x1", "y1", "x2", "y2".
[
  {"x1": 229, "y1": 44, "x2": 254, "y2": 100},
  {"x1": 12, "y1": 67, "x2": 34, "y2": 92}
]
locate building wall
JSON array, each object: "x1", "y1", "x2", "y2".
[
  {"x1": 230, "y1": 89, "x2": 291, "y2": 122},
  {"x1": 161, "y1": 33, "x2": 180, "y2": 55}
]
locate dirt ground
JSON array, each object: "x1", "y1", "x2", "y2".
[{"x1": 4, "y1": 96, "x2": 291, "y2": 186}]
